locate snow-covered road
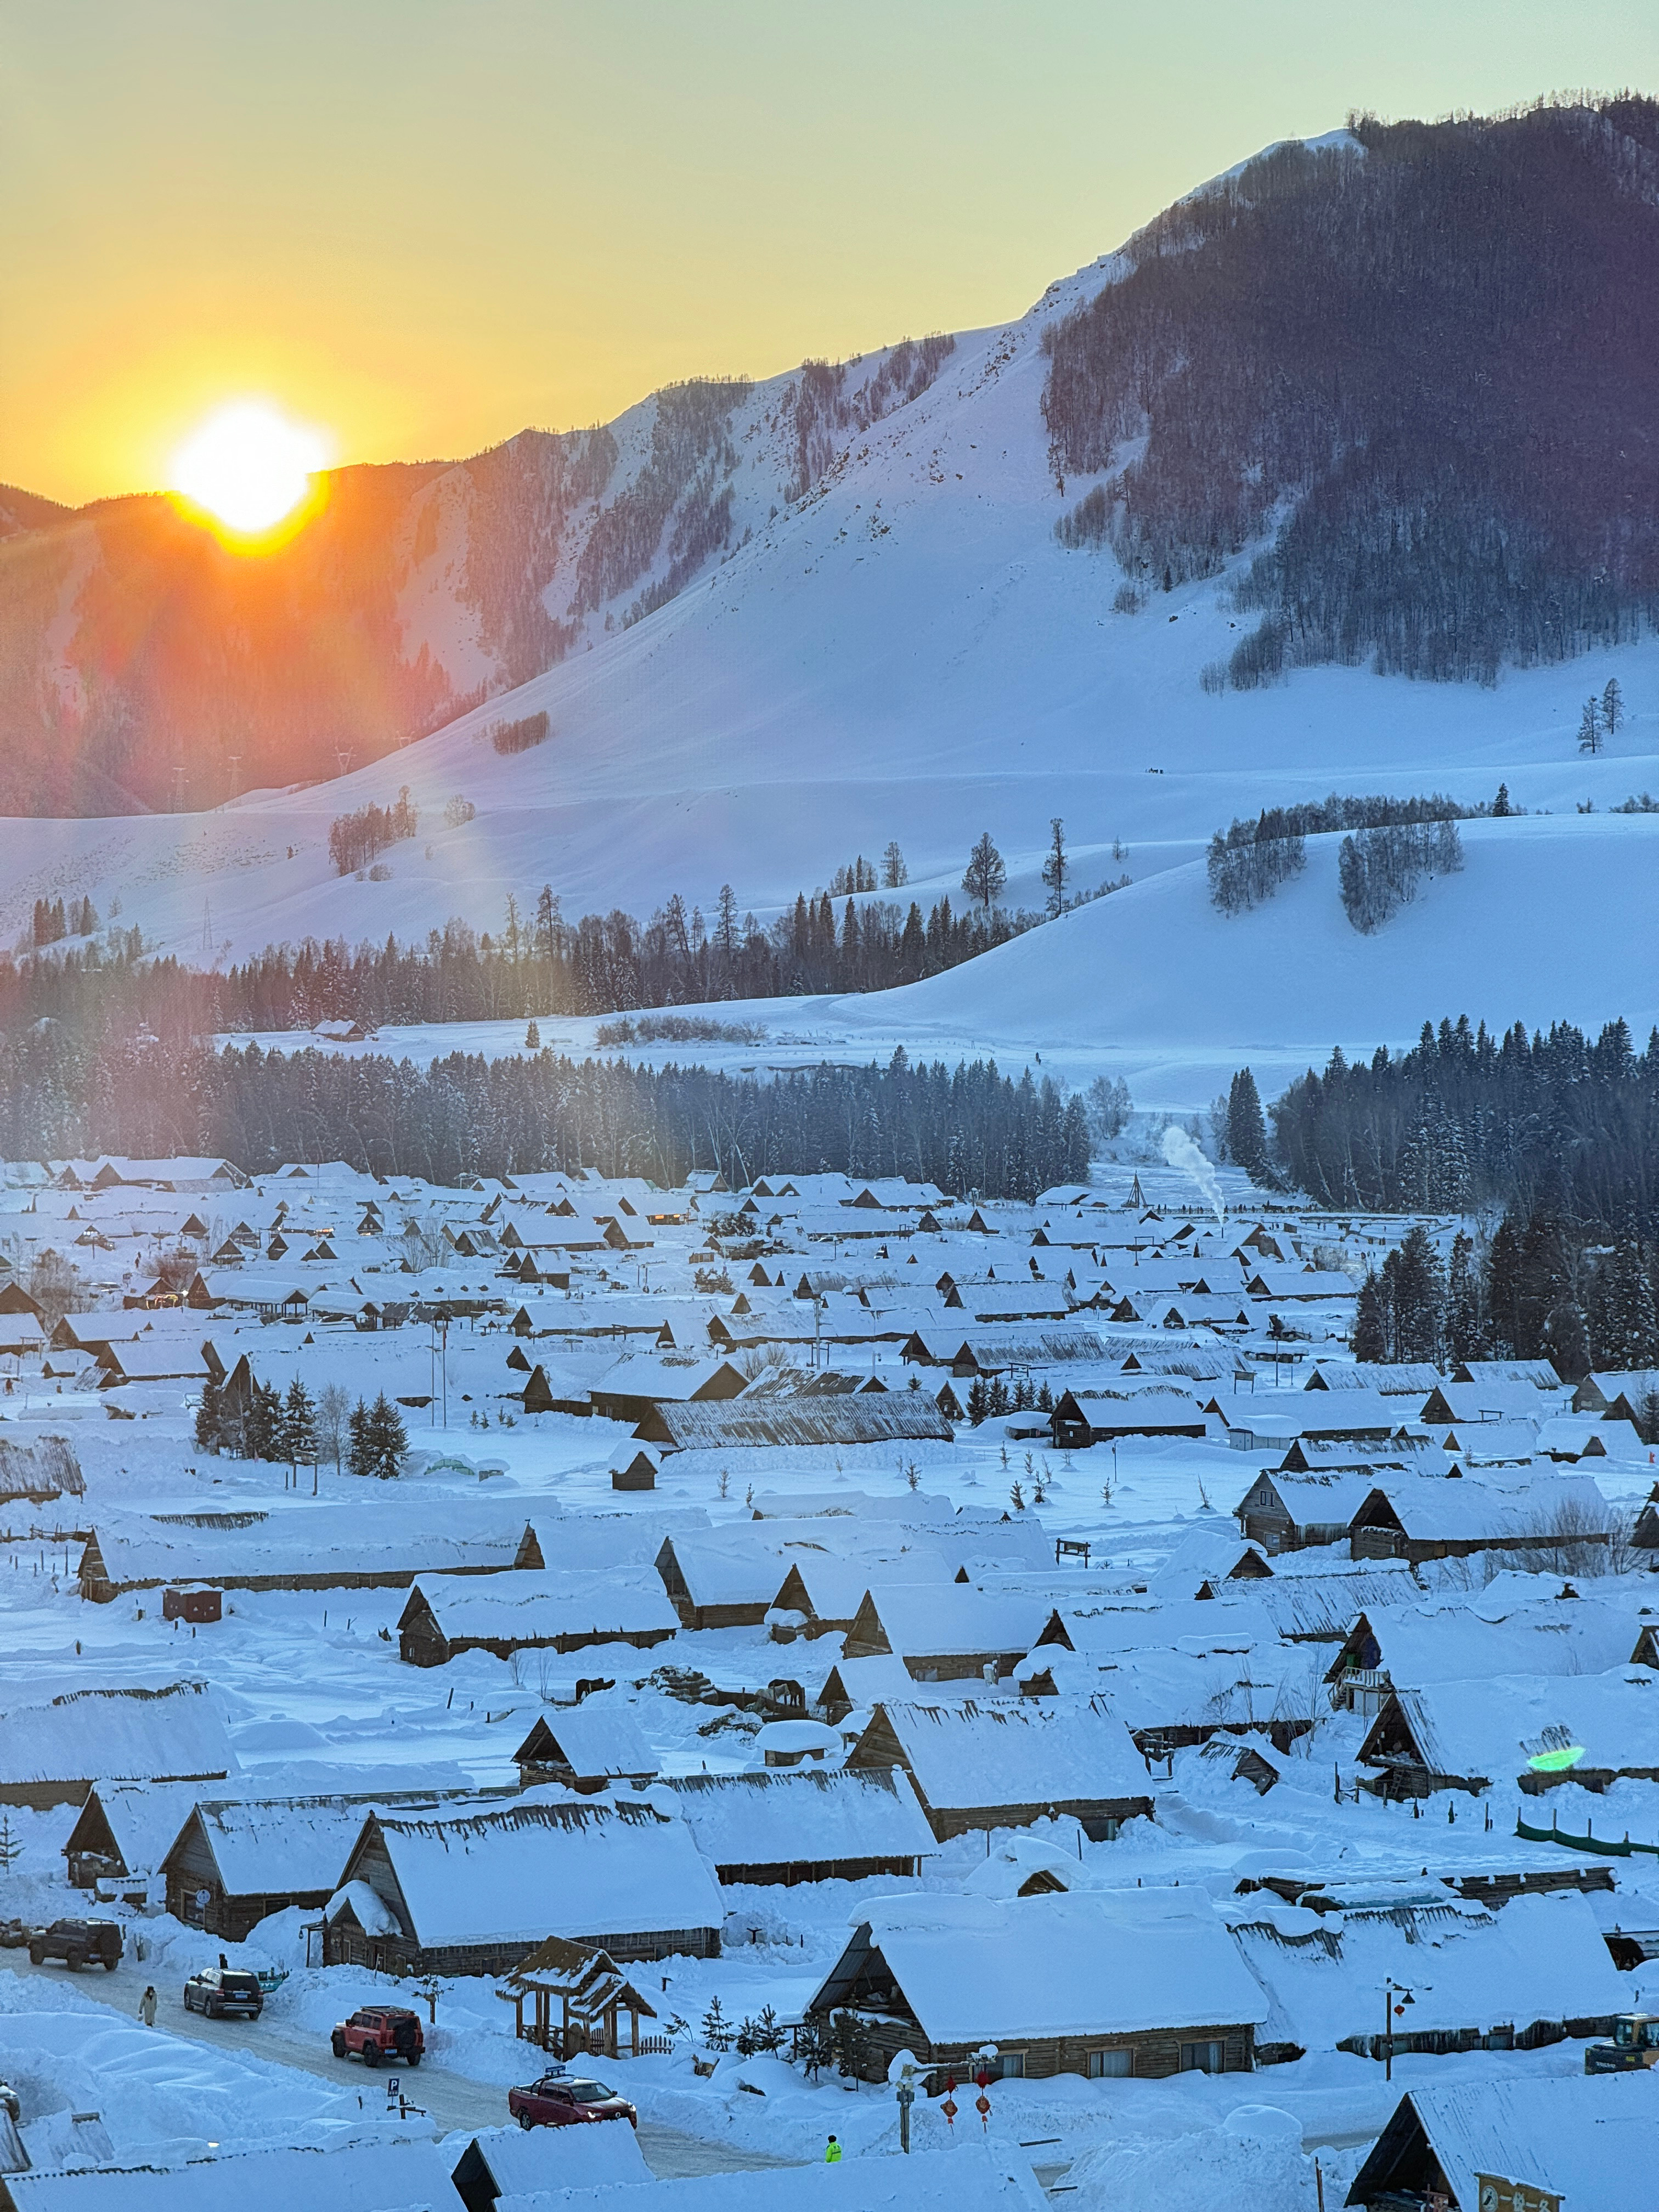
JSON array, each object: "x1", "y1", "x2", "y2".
[{"x1": 2, "y1": 1951, "x2": 794, "y2": 2179}]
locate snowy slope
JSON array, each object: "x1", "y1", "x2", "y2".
[{"x1": 4, "y1": 131, "x2": 1659, "y2": 1096}]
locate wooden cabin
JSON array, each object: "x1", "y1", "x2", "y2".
[
  {"x1": 808, "y1": 1889, "x2": 1266, "y2": 2087},
  {"x1": 510, "y1": 1709, "x2": 659, "y2": 1793},
  {"x1": 663, "y1": 1768, "x2": 935, "y2": 1886},
  {"x1": 396, "y1": 1570, "x2": 676, "y2": 1667},
  {"x1": 325, "y1": 1799, "x2": 723, "y2": 1976},
  {"x1": 161, "y1": 1797, "x2": 371, "y2": 1942},
  {"x1": 845, "y1": 1696, "x2": 1152, "y2": 1842}
]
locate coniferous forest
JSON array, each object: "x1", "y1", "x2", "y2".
[
  {"x1": 1043, "y1": 97, "x2": 1659, "y2": 685},
  {"x1": 0, "y1": 1025, "x2": 1088, "y2": 1200},
  {"x1": 1260, "y1": 1016, "x2": 1659, "y2": 1385}
]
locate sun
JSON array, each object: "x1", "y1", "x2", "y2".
[{"x1": 170, "y1": 400, "x2": 331, "y2": 540}]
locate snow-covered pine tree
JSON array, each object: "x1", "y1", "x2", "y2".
[
  {"x1": 1602, "y1": 677, "x2": 1624, "y2": 735},
  {"x1": 1577, "y1": 697, "x2": 1603, "y2": 754}
]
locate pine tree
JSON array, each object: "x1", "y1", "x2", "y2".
[
  {"x1": 1516, "y1": 1212, "x2": 1575, "y2": 1359},
  {"x1": 1483, "y1": 1213, "x2": 1526, "y2": 1357},
  {"x1": 347, "y1": 1397, "x2": 372, "y2": 1479},
  {"x1": 246, "y1": 1380, "x2": 281, "y2": 1461},
  {"x1": 364, "y1": 1391, "x2": 408, "y2": 1480},
  {"x1": 1491, "y1": 782, "x2": 1514, "y2": 817},
  {"x1": 1226, "y1": 1068, "x2": 1271, "y2": 1182},
  {"x1": 882, "y1": 840, "x2": 908, "y2": 889},
  {"x1": 278, "y1": 1378, "x2": 319, "y2": 1471},
  {"x1": 1578, "y1": 697, "x2": 1603, "y2": 754},
  {"x1": 193, "y1": 1377, "x2": 223, "y2": 1455},
  {"x1": 1444, "y1": 1232, "x2": 1482, "y2": 1364},
  {"x1": 1381, "y1": 1226, "x2": 1444, "y2": 1363},
  {"x1": 1602, "y1": 677, "x2": 1624, "y2": 736},
  {"x1": 1543, "y1": 1298, "x2": 1591, "y2": 1382},
  {"x1": 1041, "y1": 817, "x2": 1068, "y2": 917}
]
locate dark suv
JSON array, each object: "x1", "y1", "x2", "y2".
[
  {"x1": 27, "y1": 1920, "x2": 120, "y2": 1972},
  {"x1": 183, "y1": 1965, "x2": 264, "y2": 2019},
  {"x1": 507, "y1": 2069, "x2": 636, "y2": 2130},
  {"x1": 331, "y1": 2006, "x2": 424, "y2": 2067}
]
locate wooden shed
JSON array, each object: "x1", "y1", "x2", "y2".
[
  {"x1": 396, "y1": 1568, "x2": 677, "y2": 1667},
  {"x1": 663, "y1": 1767, "x2": 935, "y2": 1885},
  {"x1": 510, "y1": 1708, "x2": 659, "y2": 1793}
]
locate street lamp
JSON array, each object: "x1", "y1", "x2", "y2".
[
  {"x1": 1381, "y1": 1979, "x2": 1425, "y2": 2082},
  {"x1": 887, "y1": 2047, "x2": 921, "y2": 2153}
]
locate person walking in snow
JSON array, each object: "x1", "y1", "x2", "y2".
[
  {"x1": 825, "y1": 2135, "x2": 842, "y2": 2164},
  {"x1": 139, "y1": 1986, "x2": 157, "y2": 2027}
]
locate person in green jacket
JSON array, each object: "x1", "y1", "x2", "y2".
[{"x1": 825, "y1": 2135, "x2": 842, "y2": 2164}]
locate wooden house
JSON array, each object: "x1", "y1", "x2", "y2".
[
  {"x1": 396, "y1": 1568, "x2": 677, "y2": 1667},
  {"x1": 807, "y1": 1889, "x2": 1266, "y2": 2086},
  {"x1": 1346, "y1": 1472, "x2": 1611, "y2": 1566},
  {"x1": 846, "y1": 1696, "x2": 1152, "y2": 1842},
  {"x1": 161, "y1": 1796, "x2": 375, "y2": 1940},
  {"x1": 0, "y1": 1681, "x2": 233, "y2": 1812},
  {"x1": 1347, "y1": 2078, "x2": 1650, "y2": 2212},
  {"x1": 1357, "y1": 1669, "x2": 1659, "y2": 1798},
  {"x1": 78, "y1": 1511, "x2": 544, "y2": 1602},
  {"x1": 510, "y1": 1707, "x2": 659, "y2": 1793},
  {"x1": 1234, "y1": 1467, "x2": 1396, "y2": 1553},
  {"x1": 654, "y1": 1533, "x2": 794, "y2": 1630},
  {"x1": 1049, "y1": 1391, "x2": 1207, "y2": 1450},
  {"x1": 586, "y1": 1355, "x2": 747, "y2": 1425},
  {"x1": 633, "y1": 1395, "x2": 951, "y2": 1454},
  {"x1": 325, "y1": 1798, "x2": 724, "y2": 1975},
  {"x1": 63, "y1": 1781, "x2": 211, "y2": 1891},
  {"x1": 840, "y1": 1584, "x2": 1068, "y2": 1681},
  {"x1": 664, "y1": 1767, "x2": 935, "y2": 1885}
]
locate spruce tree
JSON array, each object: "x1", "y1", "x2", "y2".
[
  {"x1": 193, "y1": 1378, "x2": 223, "y2": 1455},
  {"x1": 279, "y1": 1378, "x2": 319, "y2": 1472},
  {"x1": 1483, "y1": 1213, "x2": 1526, "y2": 1357},
  {"x1": 1543, "y1": 1299, "x2": 1592, "y2": 1383},
  {"x1": 1353, "y1": 1272, "x2": 1389, "y2": 1363},
  {"x1": 1602, "y1": 677, "x2": 1623, "y2": 736},
  {"x1": 246, "y1": 1380, "x2": 281, "y2": 1461},
  {"x1": 347, "y1": 1397, "x2": 372, "y2": 1478},
  {"x1": 1226, "y1": 1068, "x2": 1271, "y2": 1183},
  {"x1": 365, "y1": 1391, "x2": 409, "y2": 1480},
  {"x1": 1444, "y1": 1232, "x2": 1482, "y2": 1364}
]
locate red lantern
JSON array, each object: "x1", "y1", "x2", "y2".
[{"x1": 941, "y1": 2098, "x2": 958, "y2": 2126}]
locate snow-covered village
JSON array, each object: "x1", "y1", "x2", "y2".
[{"x1": 10, "y1": 18, "x2": 1659, "y2": 2212}]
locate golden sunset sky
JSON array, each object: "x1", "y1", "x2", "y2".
[{"x1": 10, "y1": 0, "x2": 1658, "y2": 506}]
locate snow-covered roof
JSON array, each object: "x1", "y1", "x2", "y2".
[
  {"x1": 849, "y1": 1585, "x2": 1057, "y2": 1662},
  {"x1": 1227, "y1": 1887, "x2": 1630, "y2": 2050},
  {"x1": 179, "y1": 1796, "x2": 370, "y2": 1895},
  {"x1": 0, "y1": 1681, "x2": 233, "y2": 1789},
  {"x1": 859, "y1": 1696, "x2": 1149, "y2": 1810},
  {"x1": 1369, "y1": 1667, "x2": 1659, "y2": 1781},
  {"x1": 1355, "y1": 2074, "x2": 1659, "y2": 2212},
  {"x1": 493, "y1": 2141, "x2": 1047, "y2": 2212},
  {"x1": 515, "y1": 1702, "x2": 659, "y2": 1780},
  {"x1": 358, "y1": 1797, "x2": 724, "y2": 1948},
  {"x1": 404, "y1": 1567, "x2": 678, "y2": 1643},
  {"x1": 665, "y1": 1767, "x2": 935, "y2": 1865},
  {"x1": 821, "y1": 1889, "x2": 1269, "y2": 2042},
  {"x1": 0, "y1": 2138, "x2": 451, "y2": 2212}
]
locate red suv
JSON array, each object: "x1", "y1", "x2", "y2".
[
  {"x1": 330, "y1": 2006, "x2": 424, "y2": 2068},
  {"x1": 507, "y1": 2069, "x2": 637, "y2": 2131}
]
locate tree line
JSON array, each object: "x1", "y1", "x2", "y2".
[
  {"x1": 1262, "y1": 1012, "x2": 1659, "y2": 1232},
  {"x1": 1354, "y1": 1212, "x2": 1659, "y2": 1407},
  {"x1": 0, "y1": 1022, "x2": 1089, "y2": 1199}
]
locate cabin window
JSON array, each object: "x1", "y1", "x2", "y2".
[
  {"x1": 1088, "y1": 2049, "x2": 1132, "y2": 2078},
  {"x1": 1180, "y1": 2040, "x2": 1223, "y2": 2075},
  {"x1": 994, "y1": 2051, "x2": 1025, "y2": 2078}
]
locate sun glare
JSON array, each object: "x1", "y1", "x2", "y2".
[{"x1": 170, "y1": 400, "x2": 330, "y2": 539}]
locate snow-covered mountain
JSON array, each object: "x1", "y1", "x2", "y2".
[{"x1": 3, "y1": 99, "x2": 1659, "y2": 1105}]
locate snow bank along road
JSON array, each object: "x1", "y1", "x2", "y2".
[{"x1": 1, "y1": 1951, "x2": 792, "y2": 2180}]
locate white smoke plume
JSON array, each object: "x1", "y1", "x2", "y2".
[{"x1": 1161, "y1": 1123, "x2": 1225, "y2": 1225}]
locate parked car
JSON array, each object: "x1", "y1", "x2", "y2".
[
  {"x1": 330, "y1": 2006, "x2": 424, "y2": 2067},
  {"x1": 27, "y1": 1919, "x2": 121, "y2": 1972},
  {"x1": 507, "y1": 2068, "x2": 637, "y2": 2131},
  {"x1": 183, "y1": 1965, "x2": 264, "y2": 2019}
]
